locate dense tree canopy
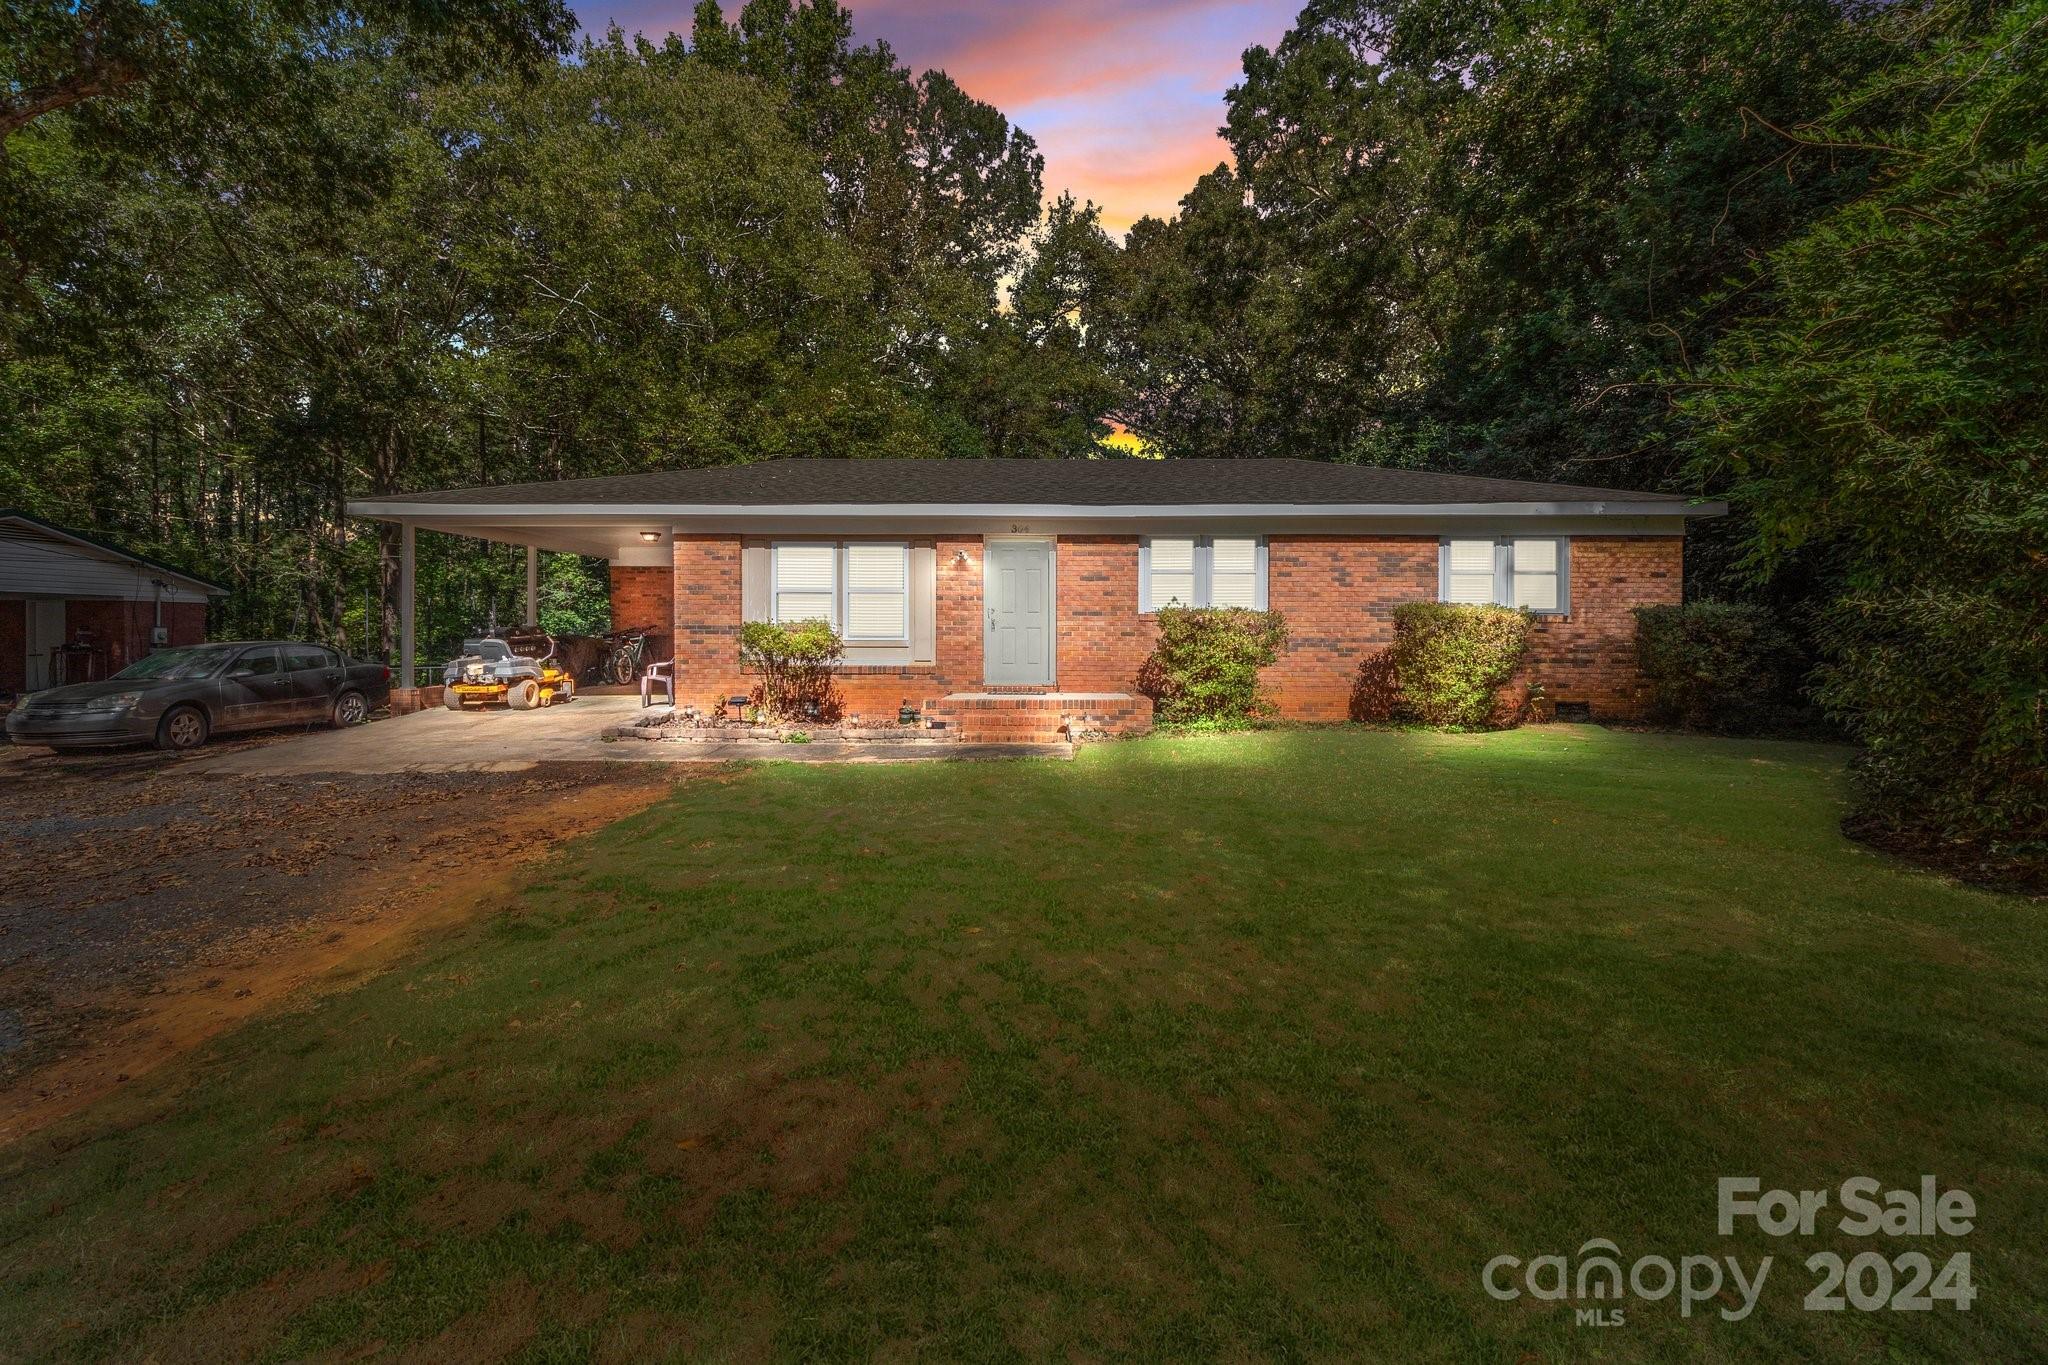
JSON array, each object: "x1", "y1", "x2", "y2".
[{"x1": 1102, "y1": 0, "x2": 1901, "y2": 488}]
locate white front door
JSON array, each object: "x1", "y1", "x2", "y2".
[
  {"x1": 24, "y1": 600, "x2": 63, "y2": 691},
  {"x1": 984, "y1": 540, "x2": 1053, "y2": 685}
]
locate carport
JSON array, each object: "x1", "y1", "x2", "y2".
[{"x1": 345, "y1": 493, "x2": 675, "y2": 706}]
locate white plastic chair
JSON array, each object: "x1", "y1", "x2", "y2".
[{"x1": 641, "y1": 659, "x2": 675, "y2": 708}]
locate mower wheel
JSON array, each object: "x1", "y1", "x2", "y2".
[
  {"x1": 443, "y1": 688, "x2": 465, "y2": 711},
  {"x1": 507, "y1": 678, "x2": 541, "y2": 710},
  {"x1": 557, "y1": 679, "x2": 575, "y2": 703}
]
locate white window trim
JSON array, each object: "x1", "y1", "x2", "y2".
[
  {"x1": 1438, "y1": 536, "x2": 1571, "y2": 615},
  {"x1": 1138, "y1": 535, "x2": 1269, "y2": 612},
  {"x1": 768, "y1": 541, "x2": 913, "y2": 643}
]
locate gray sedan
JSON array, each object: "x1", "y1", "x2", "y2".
[{"x1": 4, "y1": 641, "x2": 393, "y2": 752}]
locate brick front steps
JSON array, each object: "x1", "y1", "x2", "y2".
[{"x1": 926, "y1": 692, "x2": 1153, "y2": 745}]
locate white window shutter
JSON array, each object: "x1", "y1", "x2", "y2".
[
  {"x1": 844, "y1": 543, "x2": 908, "y2": 639},
  {"x1": 1209, "y1": 538, "x2": 1259, "y2": 608},
  {"x1": 1445, "y1": 540, "x2": 1496, "y2": 605},
  {"x1": 1148, "y1": 537, "x2": 1196, "y2": 609}
]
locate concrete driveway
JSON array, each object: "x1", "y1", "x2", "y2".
[
  {"x1": 183, "y1": 694, "x2": 1070, "y2": 775},
  {"x1": 186, "y1": 694, "x2": 670, "y2": 775}
]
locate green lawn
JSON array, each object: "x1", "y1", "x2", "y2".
[{"x1": 5, "y1": 728, "x2": 2044, "y2": 1360}]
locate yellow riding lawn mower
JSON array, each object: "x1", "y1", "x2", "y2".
[{"x1": 442, "y1": 630, "x2": 576, "y2": 711}]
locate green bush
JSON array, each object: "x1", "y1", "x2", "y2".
[
  {"x1": 1821, "y1": 591, "x2": 2046, "y2": 887},
  {"x1": 739, "y1": 618, "x2": 842, "y2": 720},
  {"x1": 1136, "y1": 606, "x2": 1288, "y2": 726},
  {"x1": 1389, "y1": 603, "x2": 1530, "y2": 728},
  {"x1": 1633, "y1": 602, "x2": 1805, "y2": 733}
]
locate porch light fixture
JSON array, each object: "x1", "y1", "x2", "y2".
[{"x1": 638, "y1": 531, "x2": 662, "y2": 543}]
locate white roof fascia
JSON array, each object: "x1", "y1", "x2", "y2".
[{"x1": 348, "y1": 499, "x2": 1724, "y2": 521}]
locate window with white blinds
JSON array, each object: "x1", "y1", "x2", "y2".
[
  {"x1": 843, "y1": 543, "x2": 909, "y2": 640},
  {"x1": 772, "y1": 544, "x2": 837, "y2": 626},
  {"x1": 1140, "y1": 536, "x2": 1267, "y2": 611},
  {"x1": 1444, "y1": 540, "x2": 1498, "y2": 605},
  {"x1": 770, "y1": 542, "x2": 913, "y2": 639},
  {"x1": 1209, "y1": 537, "x2": 1260, "y2": 608},
  {"x1": 1439, "y1": 537, "x2": 1569, "y2": 614},
  {"x1": 1146, "y1": 537, "x2": 1197, "y2": 609},
  {"x1": 1510, "y1": 538, "x2": 1560, "y2": 612}
]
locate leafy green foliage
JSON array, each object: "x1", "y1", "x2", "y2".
[
  {"x1": 534, "y1": 556, "x2": 613, "y2": 639},
  {"x1": 1136, "y1": 606, "x2": 1288, "y2": 726},
  {"x1": 1633, "y1": 603, "x2": 1804, "y2": 733},
  {"x1": 739, "y1": 618, "x2": 843, "y2": 720},
  {"x1": 1096, "y1": 0, "x2": 1908, "y2": 492},
  {"x1": 1390, "y1": 602, "x2": 1530, "y2": 728},
  {"x1": 1683, "y1": 1, "x2": 2048, "y2": 880}
]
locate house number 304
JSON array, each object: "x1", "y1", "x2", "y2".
[{"x1": 1010, "y1": 523, "x2": 1032, "y2": 533}]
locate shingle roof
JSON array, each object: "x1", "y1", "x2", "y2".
[{"x1": 369, "y1": 458, "x2": 1699, "y2": 509}]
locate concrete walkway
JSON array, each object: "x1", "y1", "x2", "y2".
[{"x1": 188, "y1": 695, "x2": 1071, "y2": 776}]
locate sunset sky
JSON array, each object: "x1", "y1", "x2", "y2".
[{"x1": 577, "y1": 1, "x2": 1305, "y2": 236}]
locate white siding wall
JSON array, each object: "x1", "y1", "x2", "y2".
[{"x1": 0, "y1": 524, "x2": 212, "y2": 603}]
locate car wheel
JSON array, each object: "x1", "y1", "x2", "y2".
[
  {"x1": 331, "y1": 690, "x2": 369, "y2": 728},
  {"x1": 507, "y1": 679, "x2": 541, "y2": 710},
  {"x1": 156, "y1": 705, "x2": 209, "y2": 752}
]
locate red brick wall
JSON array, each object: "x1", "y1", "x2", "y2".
[
  {"x1": 665, "y1": 531, "x2": 1684, "y2": 722},
  {"x1": 609, "y1": 564, "x2": 674, "y2": 667},
  {"x1": 1057, "y1": 536, "x2": 1156, "y2": 692},
  {"x1": 0, "y1": 599, "x2": 24, "y2": 693},
  {"x1": 1520, "y1": 536, "x2": 1683, "y2": 718},
  {"x1": 55, "y1": 599, "x2": 208, "y2": 682},
  {"x1": 609, "y1": 565, "x2": 672, "y2": 633},
  {"x1": 1267, "y1": 536, "x2": 1440, "y2": 721},
  {"x1": 670, "y1": 535, "x2": 745, "y2": 710}
]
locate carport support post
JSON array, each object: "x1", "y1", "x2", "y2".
[
  {"x1": 398, "y1": 521, "x2": 416, "y2": 689},
  {"x1": 524, "y1": 546, "x2": 538, "y2": 627}
]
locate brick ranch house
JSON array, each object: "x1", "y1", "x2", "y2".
[
  {"x1": 349, "y1": 459, "x2": 1722, "y2": 736},
  {"x1": 1, "y1": 510, "x2": 223, "y2": 697}
]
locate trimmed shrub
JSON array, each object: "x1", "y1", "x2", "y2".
[
  {"x1": 1389, "y1": 602, "x2": 1530, "y2": 728},
  {"x1": 1820, "y1": 591, "x2": 2046, "y2": 889},
  {"x1": 739, "y1": 618, "x2": 842, "y2": 720},
  {"x1": 1633, "y1": 602, "x2": 1804, "y2": 733},
  {"x1": 1136, "y1": 606, "x2": 1288, "y2": 726}
]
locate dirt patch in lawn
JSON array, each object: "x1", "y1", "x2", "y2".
[{"x1": 0, "y1": 748, "x2": 675, "y2": 1143}]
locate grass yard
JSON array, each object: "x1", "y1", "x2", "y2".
[{"x1": 3, "y1": 727, "x2": 2043, "y2": 1360}]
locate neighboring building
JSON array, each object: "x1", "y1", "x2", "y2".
[
  {"x1": 0, "y1": 511, "x2": 224, "y2": 695},
  {"x1": 348, "y1": 459, "x2": 1721, "y2": 734}
]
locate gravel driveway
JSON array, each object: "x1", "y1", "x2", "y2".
[{"x1": 0, "y1": 730, "x2": 675, "y2": 1141}]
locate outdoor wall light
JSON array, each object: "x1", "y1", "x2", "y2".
[
  {"x1": 638, "y1": 531, "x2": 662, "y2": 543},
  {"x1": 952, "y1": 549, "x2": 969, "y2": 565}
]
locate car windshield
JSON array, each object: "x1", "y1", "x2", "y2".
[{"x1": 110, "y1": 645, "x2": 234, "y2": 681}]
